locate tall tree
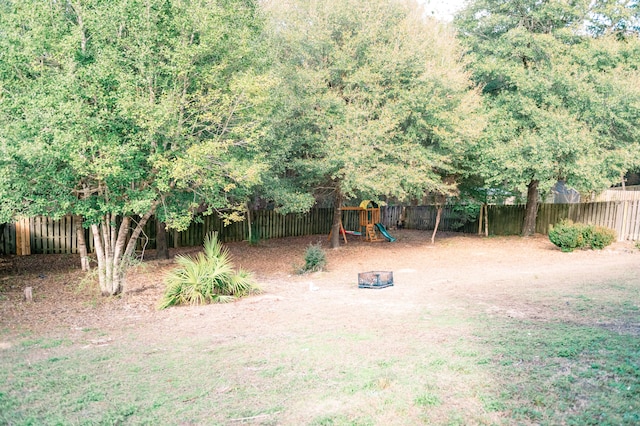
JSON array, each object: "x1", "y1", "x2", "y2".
[
  {"x1": 456, "y1": 0, "x2": 640, "y2": 236},
  {"x1": 0, "y1": 0, "x2": 268, "y2": 294},
  {"x1": 263, "y1": 0, "x2": 480, "y2": 247}
]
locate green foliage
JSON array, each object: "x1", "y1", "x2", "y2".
[
  {"x1": 297, "y1": 243, "x2": 327, "y2": 274},
  {"x1": 414, "y1": 392, "x2": 441, "y2": 407},
  {"x1": 0, "y1": 0, "x2": 268, "y2": 227},
  {"x1": 159, "y1": 232, "x2": 259, "y2": 309},
  {"x1": 248, "y1": 225, "x2": 261, "y2": 246},
  {"x1": 590, "y1": 226, "x2": 617, "y2": 250},
  {"x1": 549, "y1": 220, "x2": 616, "y2": 252},
  {"x1": 549, "y1": 220, "x2": 585, "y2": 252},
  {"x1": 449, "y1": 201, "x2": 482, "y2": 231},
  {"x1": 455, "y1": 0, "x2": 640, "y2": 234},
  {"x1": 0, "y1": 0, "x2": 271, "y2": 294},
  {"x1": 263, "y1": 0, "x2": 481, "y2": 213}
]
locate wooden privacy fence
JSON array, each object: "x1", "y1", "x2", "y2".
[
  {"x1": 487, "y1": 201, "x2": 640, "y2": 241},
  {"x1": 0, "y1": 209, "x2": 338, "y2": 256},
  {"x1": 1, "y1": 201, "x2": 639, "y2": 255},
  {"x1": 404, "y1": 205, "x2": 477, "y2": 234}
]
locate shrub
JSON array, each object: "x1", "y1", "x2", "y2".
[
  {"x1": 549, "y1": 220, "x2": 584, "y2": 252},
  {"x1": 159, "y1": 232, "x2": 259, "y2": 309},
  {"x1": 297, "y1": 243, "x2": 327, "y2": 274},
  {"x1": 549, "y1": 220, "x2": 616, "y2": 252},
  {"x1": 590, "y1": 226, "x2": 616, "y2": 250}
]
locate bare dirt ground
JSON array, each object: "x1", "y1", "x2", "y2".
[{"x1": 1, "y1": 230, "x2": 638, "y2": 343}]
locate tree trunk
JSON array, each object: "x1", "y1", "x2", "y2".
[
  {"x1": 522, "y1": 179, "x2": 539, "y2": 237},
  {"x1": 91, "y1": 223, "x2": 107, "y2": 295},
  {"x1": 330, "y1": 190, "x2": 343, "y2": 249},
  {"x1": 155, "y1": 219, "x2": 170, "y2": 260},
  {"x1": 430, "y1": 206, "x2": 442, "y2": 244},
  {"x1": 430, "y1": 192, "x2": 447, "y2": 244},
  {"x1": 123, "y1": 210, "x2": 154, "y2": 260},
  {"x1": 91, "y1": 209, "x2": 155, "y2": 296},
  {"x1": 75, "y1": 215, "x2": 90, "y2": 271}
]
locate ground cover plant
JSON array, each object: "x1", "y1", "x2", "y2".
[{"x1": 0, "y1": 231, "x2": 638, "y2": 425}]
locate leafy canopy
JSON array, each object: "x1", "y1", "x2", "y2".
[
  {"x1": 261, "y1": 0, "x2": 481, "y2": 208},
  {"x1": 0, "y1": 0, "x2": 269, "y2": 228},
  {"x1": 455, "y1": 0, "x2": 640, "y2": 198}
]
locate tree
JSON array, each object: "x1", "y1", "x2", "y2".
[
  {"x1": 455, "y1": 0, "x2": 640, "y2": 236},
  {"x1": 0, "y1": 0, "x2": 268, "y2": 294},
  {"x1": 262, "y1": 0, "x2": 480, "y2": 247}
]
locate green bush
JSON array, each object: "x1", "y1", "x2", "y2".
[
  {"x1": 159, "y1": 232, "x2": 259, "y2": 309},
  {"x1": 590, "y1": 226, "x2": 616, "y2": 250},
  {"x1": 549, "y1": 220, "x2": 616, "y2": 252},
  {"x1": 549, "y1": 220, "x2": 584, "y2": 252},
  {"x1": 298, "y1": 243, "x2": 327, "y2": 274}
]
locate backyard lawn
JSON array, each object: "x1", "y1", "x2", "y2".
[{"x1": 1, "y1": 230, "x2": 639, "y2": 425}]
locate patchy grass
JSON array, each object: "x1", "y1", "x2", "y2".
[
  {"x1": 0, "y1": 234, "x2": 638, "y2": 425},
  {"x1": 2, "y1": 281, "x2": 639, "y2": 425},
  {"x1": 475, "y1": 281, "x2": 640, "y2": 426},
  {"x1": 480, "y1": 319, "x2": 640, "y2": 425},
  {"x1": 0, "y1": 315, "x2": 495, "y2": 425}
]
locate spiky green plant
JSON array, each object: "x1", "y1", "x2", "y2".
[
  {"x1": 159, "y1": 232, "x2": 259, "y2": 309},
  {"x1": 296, "y1": 243, "x2": 327, "y2": 274}
]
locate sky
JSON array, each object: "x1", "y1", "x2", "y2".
[{"x1": 420, "y1": 0, "x2": 468, "y2": 21}]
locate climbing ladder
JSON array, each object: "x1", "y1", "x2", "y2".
[{"x1": 364, "y1": 224, "x2": 379, "y2": 242}]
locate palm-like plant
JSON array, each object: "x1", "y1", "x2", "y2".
[{"x1": 159, "y1": 232, "x2": 258, "y2": 309}]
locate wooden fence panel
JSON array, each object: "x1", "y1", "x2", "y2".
[
  {"x1": 405, "y1": 206, "x2": 433, "y2": 230},
  {"x1": 630, "y1": 201, "x2": 640, "y2": 240},
  {"x1": 33, "y1": 216, "x2": 42, "y2": 253},
  {"x1": 634, "y1": 201, "x2": 640, "y2": 240},
  {"x1": 487, "y1": 205, "x2": 523, "y2": 235},
  {"x1": 0, "y1": 223, "x2": 14, "y2": 255},
  {"x1": 16, "y1": 218, "x2": 31, "y2": 255},
  {"x1": 381, "y1": 206, "x2": 404, "y2": 229},
  {"x1": 403, "y1": 206, "x2": 478, "y2": 233},
  {"x1": 342, "y1": 210, "x2": 360, "y2": 233}
]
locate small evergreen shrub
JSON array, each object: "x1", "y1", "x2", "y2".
[
  {"x1": 549, "y1": 220, "x2": 616, "y2": 252},
  {"x1": 159, "y1": 232, "x2": 259, "y2": 309},
  {"x1": 297, "y1": 243, "x2": 327, "y2": 274},
  {"x1": 590, "y1": 226, "x2": 616, "y2": 250},
  {"x1": 548, "y1": 220, "x2": 584, "y2": 252}
]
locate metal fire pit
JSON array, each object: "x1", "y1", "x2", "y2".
[{"x1": 358, "y1": 271, "x2": 393, "y2": 289}]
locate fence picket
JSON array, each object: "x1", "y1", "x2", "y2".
[{"x1": 634, "y1": 201, "x2": 640, "y2": 240}]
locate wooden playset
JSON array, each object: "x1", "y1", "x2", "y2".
[{"x1": 329, "y1": 200, "x2": 396, "y2": 243}]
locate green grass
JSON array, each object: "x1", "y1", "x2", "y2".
[
  {"x1": 474, "y1": 295, "x2": 640, "y2": 426},
  {"x1": 1, "y1": 281, "x2": 638, "y2": 424}
]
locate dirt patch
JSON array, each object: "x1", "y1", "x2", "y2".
[{"x1": 0, "y1": 231, "x2": 638, "y2": 339}]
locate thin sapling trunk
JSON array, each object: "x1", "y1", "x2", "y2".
[{"x1": 522, "y1": 179, "x2": 539, "y2": 237}]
